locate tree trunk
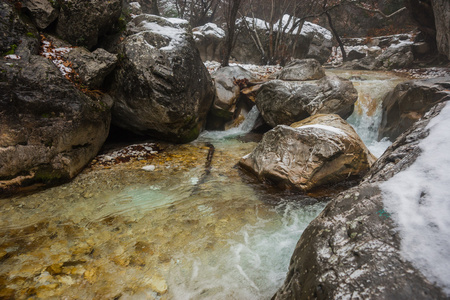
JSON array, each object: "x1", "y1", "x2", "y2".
[{"x1": 325, "y1": 10, "x2": 346, "y2": 62}]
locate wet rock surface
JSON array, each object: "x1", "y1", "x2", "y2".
[
  {"x1": 110, "y1": 15, "x2": 215, "y2": 143},
  {"x1": 256, "y1": 75, "x2": 357, "y2": 127},
  {"x1": 273, "y1": 103, "x2": 448, "y2": 300},
  {"x1": 378, "y1": 76, "x2": 450, "y2": 141},
  {"x1": 0, "y1": 56, "x2": 111, "y2": 193},
  {"x1": 240, "y1": 114, "x2": 375, "y2": 192}
]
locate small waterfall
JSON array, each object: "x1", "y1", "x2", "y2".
[{"x1": 198, "y1": 105, "x2": 261, "y2": 141}]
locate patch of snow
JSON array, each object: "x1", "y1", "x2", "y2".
[
  {"x1": 276, "y1": 15, "x2": 332, "y2": 40},
  {"x1": 139, "y1": 19, "x2": 187, "y2": 51},
  {"x1": 297, "y1": 124, "x2": 348, "y2": 137},
  {"x1": 4, "y1": 54, "x2": 21, "y2": 60},
  {"x1": 203, "y1": 60, "x2": 282, "y2": 79},
  {"x1": 381, "y1": 102, "x2": 450, "y2": 295},
  {"x1": 129, "y1": 2, "x2": 141, "y2": 9}
]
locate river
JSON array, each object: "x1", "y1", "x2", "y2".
[{"x1": 0, "y1": 70, "x2": 408, "y2": 299}]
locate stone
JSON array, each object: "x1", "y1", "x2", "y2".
[
  {"x1": 273, "y1": 103, "x2": 448, "y2": 300},
  {"x1": 432, "y1": 0, "x2": 450, "y2": 60},
  {"x1": 193, "y1": 23, "x2": 225, "y2": 62},
  {"x1": 62, "y1": 47, "x2": 118, "y2": 89},
  {"x1": 110, "y1": 15, "x2": 215, "y2": 143},
  {"x1": 347, "y1": 49, "x2": 366, "y2": 60},
  {"x1": 22, "y1": 0, "x2": 59, "y2": 30},
  {"x1": 256, "y1": 75, "x2": 357, "y2": 127},
  {"x1": 239, "y1": 114, "x2": 375, "y2": 191},
  {"x1": 0, "y1": 56, "x2": 111, "y2": 193},
  {"x1": 378, "y1": 76, "x2": 450, "y2": 141},
  {"x1": 56, "y1": 0, "x2": 122, "y2": 49},
  {"x1": 413, "y1": 41, "x2": 430, "y2": 55},
  {"x1": 277, "y1": 59, "x2": 325, "y2": 81},
  {"x1": 376, "y1": 42, "x2": 414, "y2": 69},
  {"x1": 0, "y1": 1, "x2": 40, "y2": 61},
  {"x1": 207, "y1": 65, "x2": 256, "y2": 129}
]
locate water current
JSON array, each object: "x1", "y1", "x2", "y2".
[{"x1": 0, "y1": 70, "x2": 408, "y2": 299}]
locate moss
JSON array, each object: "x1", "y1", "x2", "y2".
[
  {"x1": 26, "y1": 32, "x2": 36, "y2": 38},
  {"x1": 3, "y1": 44, "x2": 17, "y2": 56},
  {"x1": 179, "y1": 125, "x2": 200, "y2": 143},
  {"x1": 34, "y1": 168, "x2": 64, "y2": 184}
]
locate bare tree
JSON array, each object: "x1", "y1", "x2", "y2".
[
  {"x1": 175, "y1": 0, "x2": 219, "y2": 27},
  {"x1": 221, "y1": 0, "x2": 245, "y2": 67}
]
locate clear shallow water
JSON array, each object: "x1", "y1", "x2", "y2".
[{"x1": 0, "y1": 70, "x2": 407, "y2": 299}]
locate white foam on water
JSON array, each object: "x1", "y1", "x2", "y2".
[
  {"x1": 198, "y1": 105, "x2": 261, "y2": 141},
  {"x1": 167, "y1": 201, "x2": 327, "y2": 299}
]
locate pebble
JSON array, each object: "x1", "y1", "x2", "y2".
[{"x1": 142, "y1": 165, "x2": 156, "y2": 172}]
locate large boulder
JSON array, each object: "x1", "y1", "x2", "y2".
[
  {"x1": 110, "y1": 15, "x2": 215, "y2": 143},
  {"x1": 22, "y1": 0, "x2": 59, "y2": 30},
  {"x1": 432, "y1": 0, "x2": 450, "y2": 60},
  {"x1": 56, "y1": 0, "x2": 122, "y2": 49},
  {"x1": 277, "y1": 59, "x2": 325, "y2": 81},
  {"x1": 193, "y1": 23, "x2": 225, "y2": 62},
  {"x1": 0, "y1": 56, "x2": 111, "y2": 193},
  {"x1": 273, "y1": 103, "x2": 448, "y2": 300},
  {"x1": 256, "y1": 75, "x2": 357, "y2": 127},
  {"x1": 375, "y1": 41, "x2": 414, "y2": 69},
  {"x1": 239, "y1": 114, "x2": 376, "y2": 191},
  {"x1": 378, "y1": 76, "x2": 450, "y2": 141},
  {"x1": 0, "y1": 1, "x2": 39, "y2": 61},
  {"x1": 62, "y1": 47, "x2": 118, "y2": 89}
]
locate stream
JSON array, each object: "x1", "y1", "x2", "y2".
[{"x1": 0, "y1": 70, "x2": 408, "y2": 299}]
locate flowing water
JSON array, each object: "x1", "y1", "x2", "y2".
[{"x1": 0, "y1": 70, "x2": 408, "y2": 299}]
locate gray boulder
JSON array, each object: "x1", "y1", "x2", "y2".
[
  {"x1": 0, "y1": 1, "x2": 39, "y2": 61},
  {"x1": 0, "y1": 56, "x2": 111, "y2": 193},
  {"x1": 110, "y1": 15, "x2": 215, "y2": 143},
  {"x1": 256, "y1": 75, "x2": 357, "y2": 127},
  {"x1": 273, "y1": 103, "x2": 448, "y2": 300},
  {"x1": 378, "y1": 76, "x2": 450, "y2": 141},
  {"x1": 209, "y1": 65, "x2": 256, "y2": 123},
  {"x1": 56, "y1": 0, "x2": 122, "y2": 49},
  {"x1": 22, "y1": 0, "x2": 59, "y2": 30},
  {"x1": 376, "y1": 42, "x2": 414, "y2": 69},
  {"x1": 240, "y1": 114, "x2": 375, "y2": 191},
  {"x1": 63, "y1": 47, "x2": 118, "y2": 89},
  {"x1": 277, "y1": 59, "x2": 325, "y2": 81},
  {"x1": 432, "y1": 0, "x2": 450, "y2": 60},
  {"x1": 193, "y1": 23, "x2": 225, "y2": 62}
]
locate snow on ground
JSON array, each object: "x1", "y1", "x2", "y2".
[
  {"x1": 381, "y1": 102, "x2": 450, "y2": 295},
  {"x1": 40, "y1": 38, "x2": 73, "y2": 77},
  {"x1": 393, "y1": 67, "x2": 450, "y2": 79}
]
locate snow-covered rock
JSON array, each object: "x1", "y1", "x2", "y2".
[
  {"x1": 193, "y1": 23, "x2": 225, "y2": 62},
  {"x1": 239, "y1": 114, "x2": 375, "y2": 191},
  {"x1": 273, "y1": 103, "x2": 449, "y2": 299},
  {"x1": 109, "y1": 15, "x2": 214, "y2": 143},
  {"x1": 256, "y1": 75, "x2": 357, "y2": 127}
]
